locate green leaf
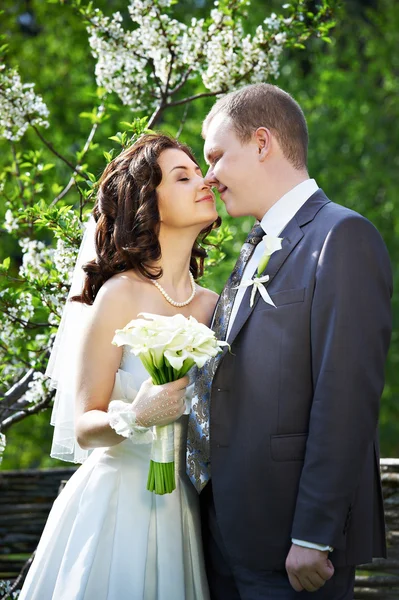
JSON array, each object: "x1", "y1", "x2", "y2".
[
  {"x1": 103, "y1": 150, "x2": 115, "y2": 163},
  {"x1": 108, "y1": 134, "x2": 123, "y2": 143},
  {"x1": 1, "y1": 257, "x2": 11, "y2": 271},
  {"x1": 79, "y1": 111, "x2": 97, "y2": 121},
  {"x1": 86, "y1": 172, "x2": 97, "y2": 183},
  {"x1": 51, "y1": 183, "x2": 63, "y2": 195},
  {"x1": 59, "y1": 205, "x2": 72, "y2": 215}
]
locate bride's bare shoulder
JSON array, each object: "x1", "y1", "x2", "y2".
[
  {"x1": 196, "y1": 285, "x2": 218, "y2": 304},
  {"x1": 194, "y1": 285, "x2": 219, "y2": 325},
  {"x1": 91, "y1": 270, "x2": 152, "y2": 323}
]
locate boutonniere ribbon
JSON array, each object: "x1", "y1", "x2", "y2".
[{"x1": 235, "y1": 234, "x2": 283, "y2": 308}]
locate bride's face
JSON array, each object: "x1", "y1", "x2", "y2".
[{"x1": 156, "y1": 148, "x2": 218, "y2": 230}]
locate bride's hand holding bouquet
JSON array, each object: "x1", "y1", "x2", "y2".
[{"x1": 109, "y1": 312, "x2": 227, "y2": 495}]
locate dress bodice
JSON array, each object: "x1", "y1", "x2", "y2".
[{"x1": 119, "y1": 345, "x2": 151, "y2": 388}]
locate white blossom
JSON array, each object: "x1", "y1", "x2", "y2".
[
  {"x1": 0, "y1": 295, "x2": 25, "y2": 351},
  {"x1": 4, "y1": 209, "x2": 19, "y2": 233},
  {"x1": 19, "y1": 238, "x2": 54, "y2": 279},
  {"x1": 0, "y1": 434, "x2": 5, "y2": 466},
  {"x1": 24, "y1": 370, "x2": 51, "y2": 406},
  {"x1": 0, "y1": 65, "x2": 49, "y2": 141},
  {"x1": 264, "y1": 12, "x2": 281, "y2": 31},
  {"x1": 275, "y1": 32, "x2": 287, "y2": 45},
  {"x1": 18, "y1": 236, "x2": 77, "y2": 290},
  {"x1": 87, "y1": 0, "x2": 290, "y2": 110},
  {"x1": 1, "y1": 363, "x2": 21, "y2": 379},
  {"x1": 53, "y1": 238, "x2": 79, "y2": 285},
  {"x1": 48, "y1": 310, "x2": 61, "y2": 326},
  {"x1": 15, "y1": 291, "x2": 35, "y2": 323},
  {"x1": 0, "y1": 581, "x2": 19, "y2": 600},
  {"x1": 14, "y1": 235, "x2": 77, "y2": 330}
]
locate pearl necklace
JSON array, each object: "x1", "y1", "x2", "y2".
[{"x1": 152, "y1": 272, "x2": 196, "y2": 307}]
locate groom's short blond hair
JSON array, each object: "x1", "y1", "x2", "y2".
[{"x1": 202, "y1": 83, "x2": 308, "y2": 170}]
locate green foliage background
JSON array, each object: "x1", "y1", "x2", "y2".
[{"x1": 1, "y1": 0, "x2": 398, "y2": 468}]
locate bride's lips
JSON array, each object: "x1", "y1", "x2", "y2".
[{"x1": 196, "y1": 194, "x2": 215, "y2": 203}]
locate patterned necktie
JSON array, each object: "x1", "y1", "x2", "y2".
[{"x1": 187, "y1": 222, "x2": 264, "y2": 493}]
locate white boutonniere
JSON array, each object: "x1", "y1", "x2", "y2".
[{"x1": 235, "y1": 234, "x2": 283, "y2": 308}]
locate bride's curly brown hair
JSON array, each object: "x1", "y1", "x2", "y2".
[{"x1": 72, "y1": 133, "x2": 221, "y2": 305}]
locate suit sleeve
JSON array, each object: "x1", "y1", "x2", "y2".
[{"x1": 291, "y1": 214, "x2": 392, "y2": 549}]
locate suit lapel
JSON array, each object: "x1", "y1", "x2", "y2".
[
  {"x1": 226, "y1": 190, "x2": 330, "y2": 347},
  {"x1": 226, "y1": 218, "x2": 303, "y2": 345}
]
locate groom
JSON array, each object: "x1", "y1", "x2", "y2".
[{"x1": 187, "y1": 83, "x2": 392, "y2": 599}]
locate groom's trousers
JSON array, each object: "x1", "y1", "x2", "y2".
[{"x1": 200, "y1": 482, "x2": 356, "y2": 600}]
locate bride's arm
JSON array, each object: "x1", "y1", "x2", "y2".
[
  {"x1": 74, "y1": 277, "x2": 135, "y2": 450},
  {"x1": 74, "y1": 276, "x2": 188, "y2": 450}
]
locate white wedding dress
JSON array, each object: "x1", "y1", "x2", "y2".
[{"x1": 19, "y1": 349, "x2": 209, "y2": 600}]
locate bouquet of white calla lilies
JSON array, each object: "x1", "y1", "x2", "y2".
[{"x1": 112, "y1": 313, "x2": 227, "y2": 494}]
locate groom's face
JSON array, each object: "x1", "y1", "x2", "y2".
[{"x1": 203, "y1": 113, "x2": 261, "y2": 218}]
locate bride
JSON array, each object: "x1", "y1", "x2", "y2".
[{"x1": 19, "y1": 133, "x2": 220, "y2": 600}]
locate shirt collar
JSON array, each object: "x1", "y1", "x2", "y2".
[{"x1": 260, "y1": 179, "x2": 319, "y2": 237}]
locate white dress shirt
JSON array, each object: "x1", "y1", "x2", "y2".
[
  {"x1": 226, "y1": 179, "x2": 319, "y2": 340},
  {"x1": 224, "y1": 178, "x2": 333, "y2": 552}
]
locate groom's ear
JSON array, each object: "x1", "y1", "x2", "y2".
[{"x1": 254, "y1": 127, "x2": 271, "y2": 162}]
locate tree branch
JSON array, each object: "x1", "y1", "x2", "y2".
[
  {"x1": 0, "y1": 368, "x2": 35, "y2": 410},
  {"x1": 162, "y1": 52, "x2": 175, "y2": 101},
  {"x1": 51, "y1": 176, "x2": 76, "y2": 205},
  {"x1": 147, "y1": 103, "x2": 166, "y2": 129},
  {"x1": 176, "y1": 103, "x2": 190, "y2": 139},
  {"x1": 30, "y1": 124, "x2": 88, "y2": 178},
  {"x1": 5, "y1": 551, "x2": 36, "y2": 598},
  {"x1": 0, "y1": 307, "x2": 51, "y2": 330},
  {"x1": 10, "y1": 143, "x2": 24, "y2": 195},
  {"x1": 169, "y1": 66, "x2": 193, "y2": 96},
  {"x1": 0, "y1": 389, "x2": 55, "y2": 433},
  {"x1": 50, "y1": 103, "x2": 104, "y2": 206},
  {"x1": 153, "y1": 6, "x2": 175, "y2": 101},
  {"x1": 166, "y1": 90, "x2": 226, "y2": 108},
  {"x1": 0, "y1": 347, "x2": 50, "y2": 415}
]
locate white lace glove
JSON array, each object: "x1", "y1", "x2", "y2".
[
  {"x1": 133, "y1": 376, "x2": 189, "y2": 427},
  {"x1": 108, "y1": 375, "x2": 189, "y2": 440}
]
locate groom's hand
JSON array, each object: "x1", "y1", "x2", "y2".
[{"x1": 285, "y1": 544, "x2": 334, "y2": 592}]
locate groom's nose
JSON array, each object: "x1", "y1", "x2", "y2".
[{"x1": 204, "y1": 166, "x2": 218, "y2": 187}]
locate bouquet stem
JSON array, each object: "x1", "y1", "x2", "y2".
[
  {"x1": 146, "y1": 423, "x2": 176, "y2": 495},
  {"x1": 146, "y1": 459, "x2": 175, "y2": 494}
]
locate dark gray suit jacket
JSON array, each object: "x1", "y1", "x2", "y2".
[{"x1": 209, "y1": 190, "x2": 392, "y2": 573}]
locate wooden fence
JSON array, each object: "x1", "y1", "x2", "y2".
[
  {"x1": 0, "y1": 460, "x2": 399, "y2": 597},
  {"x1": 0, "y1": 467, "x2": 76, "y2": 581},
  {"x1": 354, "y1": 459, "x2": 399, "y2": 598}
]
